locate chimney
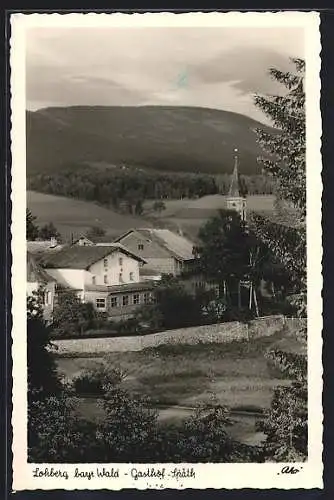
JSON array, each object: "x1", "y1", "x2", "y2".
[{"x1": 50, "y1": 237, "x2": 57, "y2": 248}]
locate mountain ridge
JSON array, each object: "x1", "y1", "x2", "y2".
[{"x1": 26, "y1": 105, "x2": 273, "y2": 175}]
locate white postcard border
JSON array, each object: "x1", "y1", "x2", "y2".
[{"x1": 10, "y1": 11, "x2": 323, "y2": 491}]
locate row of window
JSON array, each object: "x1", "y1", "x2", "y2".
[
  {"x1": 95, "y1": 292, "x2": 152, "y2": 309},
  {"x1": 92, "y1": 272, "x2": 135, "y2": 285},
  {"x1": 103, "y1": 257, "x2": 124, "y2": 269}
]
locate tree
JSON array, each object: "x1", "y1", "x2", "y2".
[
  {"x1": 134, "y1": 276, "x2": 203, "y2": 331},
  {"x1": 38, "y1": 222, "x2": 61, "y2": 241},
  {"x1": 250, "y1": 58, "x2": 307, "y2": 461},
  {"x1": 152, "y1": 200, "x2": 166, "y2": 213},
  {"x1": 134, "y1": 199, "x2": 144, "y2": 215},
  {"x1": 86, "y1": 225, "x2": 106, "y2": 240},
  {"x1": 155, "y1": 276, "x2": 203, "y2": 329},
  {"x1": 96, "y1": 387, "x2": 158, "y2": 462},
  {"x1": 254, "y1": 58, "x2": 306, "y2": 215},
  {"x1": 27, "y1": 291, "x2": 61, "y2": 398},
  {"x1": 26, "y1": 209, "x2": 39, "y2": 241},
  {"x1": 194, "y1": 210, "x2": 250, "y2": 304},
  {"x1": 28, "y1": 394, "x2": 98, "y2": 462},
  {"x1": 52, "y1": 289, "x2": 96, "y2": 336}
]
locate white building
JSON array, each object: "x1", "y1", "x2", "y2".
[
  {"x1": 41, "y1": 243, "x2": 155, "y2": 317},
  {"x1": 27, "y1": 251, "x2": 56, "y2": 320}
]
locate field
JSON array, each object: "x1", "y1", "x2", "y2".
[
  {"x1": 56, "y1": 328, "x2": 295, "y2": 444},
  {"x1": 27, "y1": 190, "x2": 153, "y2": 241},
  {"x1": 143, "y1": 194, "x2": 276, "y2": 240},
  {"x1": 28, "y1": 190, "x2": 276, "y2": 242}
]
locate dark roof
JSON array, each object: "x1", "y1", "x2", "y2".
[
  {"x1": 90, "y1": 234, "x2": 118, "y2": 244},
  {"x1": 115, "y1": 228, "x2": 195, "y2": 261},
  {"x1": 139, "y1": 267, "x2": 162, "y2": 276},
  {"x1": 85, "y1": 281, "x2": 155, "y2": 294},
  {"x1": 27, "y1": 252, "x2": 55, "y2": 283},
  {"x1": 42, "y1": 244, "x2": 146, "y2": 269}
]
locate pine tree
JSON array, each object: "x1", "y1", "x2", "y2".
[
  {"x1": 26, "y1": 209, "x2": 39, "y2": 241},
  {"x1": 250, "y1": 58, "x2": 308, "y2": 461}
]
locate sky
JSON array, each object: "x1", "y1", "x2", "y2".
[{"x1": 26, "y1": 27, "x2": 304, "y2": 122}]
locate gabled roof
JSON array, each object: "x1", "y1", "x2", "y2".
[
  {"x1": 114, "y1": 228, "x2": 195, "y2": 261},
  {"x1": 71, "y1": 235, "x2": 95, "y2": 246},
  {"x1": 42, "y1": 243, "x2": 146, "y2": 270},
  {"x1": 27, "y1": 252, "x2": 55, "y2": 283}
]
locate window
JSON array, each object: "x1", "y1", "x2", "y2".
[
  {"x1": 92, "y1": 276, "x2": 96, "y2": 285},
  {"x1": 138, "y1": 243, "x2": 144, "y2": 251},
  {"x1": 143, "y1": 292, "x2": 150, "y2": 305},
  {"x1": 96, "y1": 298, "x2": 106, "y2": 309},
  {"x1": 122, "y1": 295, "x2": 129, "y2": 306},
  {"x1": 133, "y1": 293, "x2": 140, "y2": 305},
  {"x1": 103, "y1": 275, "x2": 108, "y2": 284},
  {"x1": 119, "y1": 257, "x2": 123, "y2": 266},
  {"x1": 103, "y1": 258, "x2": 108, "y2": 269},
  {"x1": 44, "y1": 291, "x2": 52, "y2": 306},
  {"x1": 129, "y1": 271, "x2": 134, "y2": 281},
  {"x1": 119, "y1": 273, "x2": 123, "y2": 283},
  {"x1": 110, "y1": 296, "x2": 118, "y2": 308}
]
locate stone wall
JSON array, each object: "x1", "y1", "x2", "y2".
[{"x1": 52, "y1": 314, "x2": 305, "y2": 356}]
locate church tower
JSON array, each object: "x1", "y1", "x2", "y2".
[{"x1": 226, "y1": 148, "x2": 247, "y2": 221}]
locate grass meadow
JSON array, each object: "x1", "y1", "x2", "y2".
[
  {"x1": 56, "y1": 328, "x2": 294, "y2": 444},
  {"x1": 28, "y1": 190, "x2": 275, "y2": 242}
]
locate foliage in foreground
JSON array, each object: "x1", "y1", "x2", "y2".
[
  {"x1": 27, "y1": 303, "x2": 261, "y2": 464},
  {"x1": 251, "y1": 58, "x2": 308, "y2": 461},
  {"x1": 28, "y1": 388, "x2": 262, "y2": 463},
  {"x1": 27, "y1": 292, "x2": 62, "y2": 397},
  {"x1": 52, "y1": 289, "x2": 108, "y2": 337}
]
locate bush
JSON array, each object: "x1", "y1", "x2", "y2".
[
  {"x1": 96, "y1": 388, "x2": 159, "y2": 462},
  {"x1": 28, "y1": 393, "x2": 97, "y2": 462},
  {"x1": 114, "y1": 317, "x2": 142, "y2": 335},
  {"x1": 29, "y1": 387, "x2": 262, "y2": 463},
  {"x1": 73, "y1": 363, "x2": 126, "y2": 395}
]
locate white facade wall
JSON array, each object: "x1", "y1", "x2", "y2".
[
  {"x1": 46, "y1": 252, "x2": 140, "y2": 290},
  {"x1": 46, "y1": 268, "x2": 85, "y2": 291},
  {"x1": 87, "y1": 251, "x2": 140, "y2": 286}
]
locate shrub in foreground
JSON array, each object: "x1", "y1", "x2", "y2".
[{"x1": 73, "y1": 363, "x2": 126, "y2": 395}]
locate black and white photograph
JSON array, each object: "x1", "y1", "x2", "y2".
[{"x1": 10, "y1": 11, "x2": 322, "y2": 490}]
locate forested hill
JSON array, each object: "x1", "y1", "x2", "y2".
[{"x1": 26, "y1": 105, "x2": 273, "y2": 175}]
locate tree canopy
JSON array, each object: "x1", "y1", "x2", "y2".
[{"x1": 251, "y1": 58, "x2": 308, "y2": 461}]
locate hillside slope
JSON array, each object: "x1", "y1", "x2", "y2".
[
  {"x1": 26, "y1": 105, "x2": 272, "y2": 175},
  {"x1": 27, "y1": 190, "x2": 153, "y2": 241}
]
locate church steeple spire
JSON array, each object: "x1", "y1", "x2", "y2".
[
  {"x1": 226, "y1": 148, "x2": 247, "y2": 221},
  {"x1": 229, "y1": 148, "x2": 241, "y2": 197}
]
